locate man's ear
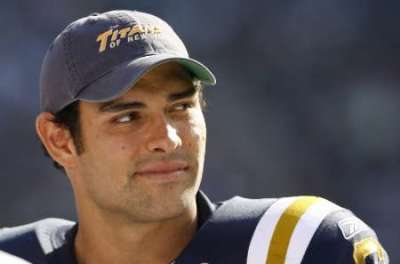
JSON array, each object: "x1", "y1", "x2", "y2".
[{"x1": 36, "y1": 112, "x2": 78, "y2": 169}]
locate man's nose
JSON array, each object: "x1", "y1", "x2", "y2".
[{"x1": 146, "y1": 117, "x2": 182, "y2": 153}]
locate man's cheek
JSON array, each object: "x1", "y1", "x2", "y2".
[
  {"x1": 189, "y1": 112, "x2": 206, "y2": 139},
  {"x1": 185, "y1": 124, "x2": 206, "y2": 152}
]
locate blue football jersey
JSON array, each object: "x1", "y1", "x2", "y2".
[{"x1": 0, "y1": 192, "x2": 389, "y2": 264}]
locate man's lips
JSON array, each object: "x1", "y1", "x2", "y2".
[{"x1": 134, "y1": 161, "x2": 189, "y2": 176}]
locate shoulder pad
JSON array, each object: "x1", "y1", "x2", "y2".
[
  {"x1": 246, "y1": 196, "x2": 389, "y2": 264},
  {"x1": 174, "y1": 196, "x2": 277, "y2": 263},
  {"x1": 0, "y1": 218, "x2": 75, "y2": 263},
  {"x1": 0, "y1": 250, "x2": 31, "y2": 263}
]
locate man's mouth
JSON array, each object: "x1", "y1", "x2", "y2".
[{"x1": 134, "y1": 161, "x2": 189, "y2": 182}]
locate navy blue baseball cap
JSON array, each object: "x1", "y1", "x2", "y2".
[{"x1": 40, "y1": 10, "x2": 216, "y2": 113}]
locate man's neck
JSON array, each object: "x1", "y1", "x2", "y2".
[{"x1": 74, "y1": 206, "x2": 198, "y2": 264}]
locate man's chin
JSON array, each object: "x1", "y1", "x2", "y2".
[{"x1": 150, "y1": 187, "x2": 196, "y2": 215}]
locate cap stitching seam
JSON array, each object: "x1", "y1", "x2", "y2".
[{"x1": 63, "y1": 30, "x2": 82, "y2": 97}]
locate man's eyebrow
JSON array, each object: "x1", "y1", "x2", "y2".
[
  {"x1": 168, "y1": 86, "x2": 197, "y2": 102},
  {"x1": 98, "y1": 101, "x2": 145, "y2": 113},
  {"x1": 98, "y1": 86, "x2": 197, "y2": 112}
]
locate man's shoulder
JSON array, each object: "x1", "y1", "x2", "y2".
[
  {"x1": 0, "y1": 250, "x2": 31, "y2": 264},
  {"x1": 214, "y1": 195, "x2": 389, "y2": 264},
  {"x1": 0, "y1": 218, "x2": 75, "y2": 263},
  {"x1": 0, "y1": 218, "x2": 75, "y2": 246},
  {"x1": 0, "y1": 218, "x2": 74, "y2": 236}
]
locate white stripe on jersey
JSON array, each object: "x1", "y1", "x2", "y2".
[
  {"x1": 0, "y1": 251, "x2": 31, "y2": 264},
  {"x1": 246, "y1": 197, "x2": 342, "y2": 264},
  {"x1": 284, "y1": 198, "x2": 342, "y2": 264},
  {"x1": 246, "y1": 197, "x2": 298, "y2": 264}
]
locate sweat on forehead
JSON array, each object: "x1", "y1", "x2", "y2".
[{"x1": 97, "y1": 64, "x2": 200, "y2": 109}]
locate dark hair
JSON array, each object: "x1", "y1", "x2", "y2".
[
  {"x1": 42, "y1": 101, "x2": 83, "y2": 171},
  {"x1": 42, "y1": 79, "x2": 206, "y2": 171}
]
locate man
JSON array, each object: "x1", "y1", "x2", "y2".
[{"x1": 0, "y1": 10, "x2": 389, "y2": 264}]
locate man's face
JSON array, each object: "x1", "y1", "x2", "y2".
[{"x1": 70, "y1": 62, "x2": 207, "y2": 222}]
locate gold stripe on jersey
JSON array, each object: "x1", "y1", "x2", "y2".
[
  {"x1": 353, "y1": 237, "x2": 386, "y2": 264},
  {"x1": 266, "y1": 196, "x2": 320, "y2": 264}
]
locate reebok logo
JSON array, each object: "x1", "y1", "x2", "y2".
[
  {"x1": 338, "y1": 217, "x2": 369, "y2": 240},
  {"x1": 96, "y1": 24, "x2": 161, "y2": 53}
]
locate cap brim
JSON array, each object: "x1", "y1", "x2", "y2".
[{"x1": 76, "y1": 53, "x2": 216, "y2": 102}]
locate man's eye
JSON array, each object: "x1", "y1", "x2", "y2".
[
  {"x1": 115, "y1": 112, "x2": 140, "y2": 123},
  {"x1": 173, "y1": 103, "x2": 194, "y2": 111}
]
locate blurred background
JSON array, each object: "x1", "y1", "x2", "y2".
[{"x1": 0, "y1": 0, "x2": 399, "y2": 261}]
